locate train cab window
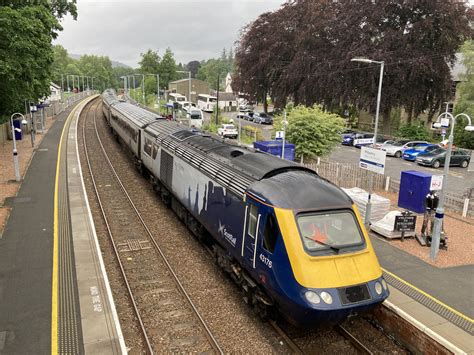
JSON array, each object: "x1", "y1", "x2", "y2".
[
  {"x1": 247, "y1": 204, "x2": 258, "y2": 238},
  {"x1": 144, "y1": 138, "x2": 152, "y2": 156},
  {"x1": 263, "y1": 214, "x2": 278, "y2": 253},
  {"x1": 297, "y1": 211, "x2": 364, "y2": 253},
  {"x1": 152, "y1": 143, "x2": 159, "y2": 159}
]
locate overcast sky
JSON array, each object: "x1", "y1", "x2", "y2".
[{"x1": 55, "y1": 0, "x2": 284, "y2": 67}]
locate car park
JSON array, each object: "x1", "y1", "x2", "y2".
[
  {"x1": 402, "y1": 144, "x2": 439, "y2": 161},
  {"x1": 415, "y1": 147, "x2": 471, "y2": 168},
  {"x1": 217, "y1": 124, "x2": 238, "y2": 139},
  {"x1": 253, "y1": 112, "x2": 273, "y2": 124},
  {"x1": 383, "y1": 140, "x2": 428, "y2": 158}
]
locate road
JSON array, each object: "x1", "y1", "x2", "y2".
[{"x1": 329, "y1": 145, "x2": 474, "y2": 196}]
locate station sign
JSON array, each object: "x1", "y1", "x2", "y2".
[
  {"x1": 275, "y1": 131, "x2": 285, "y2": 139},
  {"x1": 359, "y1": 146, "x2": 386, "y2": 175},
  {"x1": 394, "y1": 215, "x2": 416, "y2": 232},
  {"x1": 430, "y1": 175, "x2": 443, "y2": 190}
]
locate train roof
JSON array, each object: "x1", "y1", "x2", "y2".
[
  {"x1": 111, "y1": 101, "x2": 162, "y2": 128},
  {"x1": 246, "y1": 170, "x2": 353, "y2": 210},
  {"x1": 102, "y1": 89, "x2": 119, "y2": 106},
  {"x1": 144, "y1": 120, "x2": 314, "y2": 197}
]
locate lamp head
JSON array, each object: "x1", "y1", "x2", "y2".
[
  {"x1": 464, "y1": 125, "x2": 474, "y2": 132},
  {"x1": 21, "y1": 119, "x2": 27, "y2": 125},
  {"x1": 433, "y1": 122, "x2": 442, "y2": 129}
]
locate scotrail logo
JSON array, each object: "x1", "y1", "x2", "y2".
[{"x1": 218, "y1": 220, "x2": 236, "y2": 247}]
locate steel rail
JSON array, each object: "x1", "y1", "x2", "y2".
[
  {"x1": 268, "y1": 321, "x2": 304, "y2": 354},
  {"x1": 335, "y1": 324, "x2": 374, "y2": 354},
  {"x1": 86, "y1": 100, "x2": 223, "y2": 354},
  {"x1": 81, "y1": 99, "x2": 155, "y2": 354}
]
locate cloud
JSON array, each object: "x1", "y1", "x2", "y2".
[{"x1": 55, "y1": 0, "x2": 283, "y2": 66}]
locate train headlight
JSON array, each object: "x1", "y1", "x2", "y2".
[
  {"x1": 320, "y1": 291, "x2": 333, "y2": 305},
  {"x1": 304, "y1": 291, "x2": 321, "y2": 305},
  {"x1": 381, "y1": 279, "x2": 388, "y2": 291},
  {"x1": 375, "y1": 282, "x2": 383, "y2": 295}
]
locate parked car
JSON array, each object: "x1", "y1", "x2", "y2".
[
  {"x1": 353, "y1": 133, "x2": 374, "y2": 148},
  {"x1": 402, "y1": 144, "x2": 439, "y2": 161},
  {"x1": 383, "y1": 140, "x2": 428, "y2": 158},
  {"x1": 253, "y1": 112, "x2": 273, "y2": 124},
  {"x1": 238, "y1": 104, "x2": 254, "y2": 112},
  {"x1": 341, "y1": 131, "x2": 359, "y2": 145},
  {"x1": 236, "y1": 113, "x2": 247, "y2": 121},
  {"x1": 217, "y1": 124, "x2": 238, "y2": 139},
  {"x1": 416, "y1": 147, "x2": 471, "y2": 168},
  {"x1": 244, "y1": 111, "x2": 254, "y2": 121},
  {"x1": 373, "y1": 137, "x2": 396, "y2": 150}
]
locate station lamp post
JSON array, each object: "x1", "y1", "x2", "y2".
[
  {"x1": 177, "y1": 70, "x2": 192, "y2": 103},
  {"x1": 351, "y1": 57, "x2": 385, "y2": 226},
  {"x1": 430, "y1": 112, "x2": 474, "y2": 260},
  {"x1": 10, "y1": 113, "x2": 28, "y2": 182}
]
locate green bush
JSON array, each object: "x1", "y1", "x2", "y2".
[{"x1": 395, "y1": 122, "x2": 432, "y2": 141}]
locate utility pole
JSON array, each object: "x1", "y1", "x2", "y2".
[{"x1": 216, "y1": 74, "x2": 220, "y2": 125}]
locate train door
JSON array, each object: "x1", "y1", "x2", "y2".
[{"x1": 241, "y1": 201, "x2": 261, "y2": 269}]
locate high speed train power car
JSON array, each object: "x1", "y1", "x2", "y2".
[{"x1": 102, "y1": 89, "x2": 389, "y2": 326}]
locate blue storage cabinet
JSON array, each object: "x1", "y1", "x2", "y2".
[
  {"x1": 253, "y1": 140, "x2": 295, "y2": 161},
  {"x1": 397, "y1": 170, "x2": 432, "y2": 213}
]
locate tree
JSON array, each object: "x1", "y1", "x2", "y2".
[
  {"x1": 159, "y1": 48, "x2": 177, "y2": 89},
  {"x1": 186, "y1": 60, "x2": 201, "y2": 78},
  {"x1": 274, "y1": 105, "x2": 345, "y2": 159},
  {"x1": 454, "y1": 40, "x2": 474, "y2": 149},
  {"x1": 234, "y1": 0, "x2": 473, "y2": 132},
  {"x1": 139, "y1": 49, "x2": 160, "y2": 74},
  {"x1": 0, "y1": 1, "x2": 77, "y2": 120}
]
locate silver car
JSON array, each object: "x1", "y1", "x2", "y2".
[{"x1": 382, "y1": 140, "x2": 428, "y2": 158}]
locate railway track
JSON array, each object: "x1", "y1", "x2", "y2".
[
  {"x1": 80, "y1": 98, "x2": 223, "y2": 354},
  {"x1": 270, "y1": 320, "x2": 374, "y2": 354}
]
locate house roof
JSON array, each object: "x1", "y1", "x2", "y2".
[
  {"x1": 211, "y1": 91, "x2": 237, "y2": 101},
  {"x1": 50, "y1": 82, "x2": 61, "y2": 89}
]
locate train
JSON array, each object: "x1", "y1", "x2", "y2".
[{"x1": 101, "y1": 89, "x2": 389, "y2": 327}]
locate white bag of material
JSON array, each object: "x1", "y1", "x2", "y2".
[
  {"x1": 370, "y1": 210, "x2": 416, "y2": 239},
  {"x1": 342, "y1": 187, "x2": 390, "y2": 223}
]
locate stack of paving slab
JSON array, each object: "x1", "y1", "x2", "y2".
[
  {"x1": 369, "y1": 210, "x2": 416, "y2": 239},
  {"x1": 342, "y1": 187, "x2": 390, "y2": 223}
]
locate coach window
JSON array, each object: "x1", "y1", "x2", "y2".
[
  {"x1": 247, "y1": 204, "x2": 258, "y2": 238},
  {"x1": 144, "y1": 138, "x2": 152, "y2": 156},
  {"x1": 263, "y1": 214, "x2": 278, "y2": 253},
  {"x1": 152, "y1": 143, "x2": 159, "y2": 159}
]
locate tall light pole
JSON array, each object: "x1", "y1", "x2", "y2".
[
  {"x1": 430, "y1": 112, "x2": 474, "y2": 260},
  {"x1": 351, "y1": 57, "x2": 385, "y2": 225},
  {"x1": 10, "y1": 113, "x2": 27, "y2": 182},
  {"x1": 177, "y1": 70, "x2": 192, "y2": 103}
]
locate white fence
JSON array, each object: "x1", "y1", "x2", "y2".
[
  {"x1": 305, "y1": 158, "x2": 474, "y2": 218},
  {"x1": 0, "y1": 91, "x2": 93, "y2": 144}
]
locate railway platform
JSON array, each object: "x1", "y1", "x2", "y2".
[
  {"x1": 0, "y1": 96, "x2": 125, "y2": 354},
  {"x1": 371, "y1": 234, "x2": 474, "y2": 353}
]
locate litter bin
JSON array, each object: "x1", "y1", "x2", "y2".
[
  {"x1": 12, "y1": 119, "x2": 23, "y2": 140},
  {"x1": 397, "y1": 170, "x2": 432, "y2": 213}
]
